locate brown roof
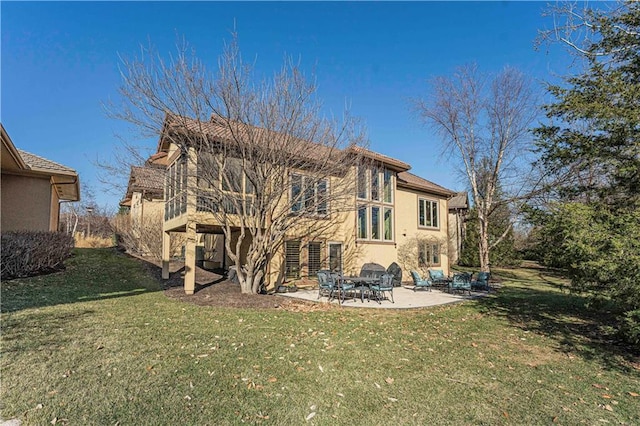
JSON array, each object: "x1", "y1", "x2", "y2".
[
  {"x1": 448, "y1": 192, "x2": 469, "y2": 210},
  {"x1": 121, "y1": 166, "x2": 165, "y2": 204},
  {"x1": 18, "y1": 149, "x2": 77, "y2": 175},
  {"x1": 159, "y1": 114, "x2": 411, "y2": 172},
  {"x1": 347, "y1": 146, "x2": 410, "y2": 172},
  {"x1": 397, "y1": 171, "x2": 455, "y2": 197},
  {"x1": 160, "y1": 114, "x2": 345, "y2": 165}
]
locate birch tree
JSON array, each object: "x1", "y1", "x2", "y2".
[
  {"x1": 107, "y1": 35, "x2": 365, "y2": 294},
  {"x1": 415, "y1": 65, "x2": 537, "y2": 272}
]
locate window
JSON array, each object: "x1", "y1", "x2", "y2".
[
  {"x1": 290, "y1": 174, "x2": 329, "y2": 216},
  {"x1": 308, "y1": 242, "x2": 322, "y2": 276},
  {"x1": 285, "y1": 240, "x2": 301, "y2": 279},
  {"x1": 357, "y1": 166, "x2": 367, "y2": 199},
  {"x1": 291, "y1": 174, "x2": 303, "y2": 212},
  {"x1": 371, "y1": 168, "x2": 380, "y2": 201},
  {"x1": 418, "y1": 243, "x2": 441, "y2": 267},
  {"x1": 383, "y1": 207, "x2": 393, "y2": 241},
  {"x1": 383, "y1": 169, "x2": 392, "y2": 203},
  {"x1": 356, "y1": 165, "x2": 394, "y2": 242},
  {"x1": 418, "y1": 198, "x2": 439, "y2": 228},
  {"x1": 357, "y1": 206, "x2": 367, "y2": 239},
  {"x1": 222, "y1": 158, "x2": 243, "y2": 193},
  {"x1": 371, "y1": 206, "x2": 380, "y2": 240}
]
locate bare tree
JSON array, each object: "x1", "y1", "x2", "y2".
[
  {"x1": 415, "y1": 65, "x2": 537, "y2": 272},
  {"x1": 107, "y1": 35, "x2": 365, "y2": 294}
]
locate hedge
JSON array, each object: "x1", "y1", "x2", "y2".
[{"x1": 1, "y1": 231, "x2": 74, "y2": 280}]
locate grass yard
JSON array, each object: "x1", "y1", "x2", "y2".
[{"x1": 1, "y1": 249, "x2": 639, "y2": 425}]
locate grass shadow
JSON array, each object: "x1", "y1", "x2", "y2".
[
  {"x1": 1, "y1": 248, "x2": 162, "y2": 313},
  {"x1": 477, "y1": 269, "x2": 639, "y2": 373}
]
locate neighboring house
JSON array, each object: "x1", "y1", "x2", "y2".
[
  {"x1": 120, "y1": 164, "x2": 166, "y2": 224},
  {"x1": 1, "y1": 124, "x2": 80, "y2": 232},
  {"x1": 447, "y1": 192, "x2": 469, "y2": 265},
  {"x1": 156, "y1": 115, "x2": 456, "y2": 294}
]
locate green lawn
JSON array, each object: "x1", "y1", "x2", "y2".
[{"x1": 1, "y1": 249, "x2": 638, "y2": 425}]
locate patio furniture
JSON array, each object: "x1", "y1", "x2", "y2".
[
  {"x1": 471, "y1": 271, "x2": 491, "y2": 291},
  {"x1": 428, "y1": 269, "x2": 451, "y2": 287},
  {"x1": 317, "y1": 270, "x2": 336, "y2": 301},
  {"x1": 410, "y1": 270, "x2": 432, "y2": 292},
  {"x1": 386, "y1": 262, "x2": 403, "y2": 287},
  {"x1": 450, "y1": 272, "x2": 472, "y2": 295},
  {"x1": 342, "y1": 275, "x2": 379, "y2": 302},
  {"x1": 359, "y1": 263, "x2": 387, "y2": 279},
  {"x1": 371, "y1": 274, "x2": 394, "y2": 304},
  {"x1": 335, "y1": 273, "x2": 356, "y2": 304}
]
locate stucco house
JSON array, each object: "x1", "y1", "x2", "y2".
[
  {"x1": 1, "y1": 124, "x2": 80, "y2": 232},
  {"x1": 155, "y1": 115, "x2": 456, "y2": 294},
  {"x1": 447, "y1": 191, "x2": 469, "y2": 265}
]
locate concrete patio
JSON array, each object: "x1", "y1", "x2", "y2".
[{"x1": 277, "y1": 284, "x2": 489, "y2": 309}]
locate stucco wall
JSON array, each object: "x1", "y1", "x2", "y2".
[
  {"x1": 395, "y1": 187, "x2": 450, "y2": 275},
  {"x1": 1, "y1": 173, "x2": 53, "y2": 232}
]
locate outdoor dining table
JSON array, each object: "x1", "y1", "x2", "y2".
[{"x1": 340, "y1": 276, "x2": 380, "y2": 302}]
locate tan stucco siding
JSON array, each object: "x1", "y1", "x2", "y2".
[
  {"x1": 1, "y1": 173, "x2": 53, "y2": 232},
  {"x1": 395, "y1": 187, "x2": 450, "y2": 275},
  {"x1": 49, "y1": 185, "x2": 61, "y2": 231}
]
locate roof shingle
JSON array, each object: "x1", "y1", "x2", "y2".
[
  {"x1": 397, "y1": 171, "x2": 455, "y2": 197},
  {"x1": 18, "y1": 149, "x2": 77, "y2": 175}
]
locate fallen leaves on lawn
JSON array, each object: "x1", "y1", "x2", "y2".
[
  {"x1": 305, "y1": 412, "x2": 316, "y2": 421},
  {"x1": 385, "y1": 377, "x2": 394, "y2": 385},
  {"x1": 628, "y1": 391, "x2": 639, "y2": 397}
]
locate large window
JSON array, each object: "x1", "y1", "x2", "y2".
[
  {"x1": 308, "y1": 242, "x2": 322, "y2": 276},
  {"x1": 355, "y1": 165, "x2": 394, "y2": 242},
  {"x1": 357, "y1": 206, "x2": 367, "y2": 239},
  {"x1": 418, "y1": 198, "x2": 439, "y2": 228},
  {"x1": 196, "y1": 156, "x2": 255, "y2": 214},
  {"x1": 291, "y1": 173, "x2": 329, "y2": 216},
  {"x1": 418, "y1": 243, "x2": 441, "y2": 267},
  {"x1": 285, "y1": 240, "x2": 301, "y2": 279},
  {"x1": 165, "y1": 153, "x2": 187, "y2": 220},
  {"x1": 371, "y1": 206, "x2": 380, "y2": 240}
]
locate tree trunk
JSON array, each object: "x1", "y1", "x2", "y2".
[{"x1": 478, "y1": 216, "x2": 491, "y2": 272}]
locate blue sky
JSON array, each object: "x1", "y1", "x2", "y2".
[{"x1": 2, "y1": 1, "x2": 570, "y2": 209}]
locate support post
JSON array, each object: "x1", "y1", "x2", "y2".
[
  {"x1": 162, "y1": 231, "x2": 171, "y2": 279},
  {"x1": 184, "y1": 220, "x2": 196, "y2": 295}
]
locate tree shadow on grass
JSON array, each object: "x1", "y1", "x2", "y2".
[
  {"x1": 1, "y1": 309, "x2": 96, "y2": 355},
  {"x1": 477, "y1": 278, "x2": 639, "y2": 373},
  {"x1": 1, "y1": 248, "x2": 162, "y2": 313}
]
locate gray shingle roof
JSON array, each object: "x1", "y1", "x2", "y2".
[
  {"x1": 397, "y1": 171, "x2": 455, "y2": 197},
  {"x1": 18, "y1": 149, "x2": 77, "y2": 175},
  {"x1": 448, "y1": 192, "x2": 469, "y2": 210},
  {"x1": 130, "y1": 166, "x2": 165, "y2": 193}
]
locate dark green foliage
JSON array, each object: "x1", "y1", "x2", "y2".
[
  {"x1": 1, "y1": 231, "x2": 75, "y2": 280},
  {"x1": 533, "y1": 1, "x2": 640, "y2": 344},
  {"x1": 458, "y1": 207, "x2": 520, "y2": 268}
]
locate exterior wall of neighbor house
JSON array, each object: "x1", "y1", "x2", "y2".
[
  {"x1": 49, "y1": 184, "x2": 61, "y2": 231},
  {"x1": 1, "y1": 173, "x2": 53, "y2": 231},
  {"x1": 395, "y1": 186, "x2": 450, "y2": 275}
]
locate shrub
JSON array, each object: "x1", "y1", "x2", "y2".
[{"x1": 1, "y1": 231, "x2": 74, "y2": 280}]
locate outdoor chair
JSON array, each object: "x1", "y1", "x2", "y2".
[
  {"x1": 317, "y1": 270, "x2": 336, "y2": 301},
  {"x1": 410, "y1": 270, "x2": 432, "y2": 292},
  {"x1": 334, "y1": 273, "x2": 356, "y2": 304},
  {"x1": 371, "y1": 274, "x2": 395, "y2": 304},
  {"x1": 386, "y1": 262, "x2": 403, "y2": 287},
  {"x1": 428, "y1": 269, "x2": 450, "y2": 287},
  {"x1": 471, "y1": 271, "x2": 491, "y2": 291},
  {"x1": 450, "y1": 272, "x2": 472, "y2": 295}
]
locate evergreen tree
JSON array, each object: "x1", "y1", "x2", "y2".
[{"x1": 534, "y1": 1, "x2": 640, "y2": 344}]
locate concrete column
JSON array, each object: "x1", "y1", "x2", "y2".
[
  {"x1": 161, "y1": 231, "x2": 171, "y2": 279},
  {"x1": 184, "y1": 221, "x2": 197, "y2": 294}
]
